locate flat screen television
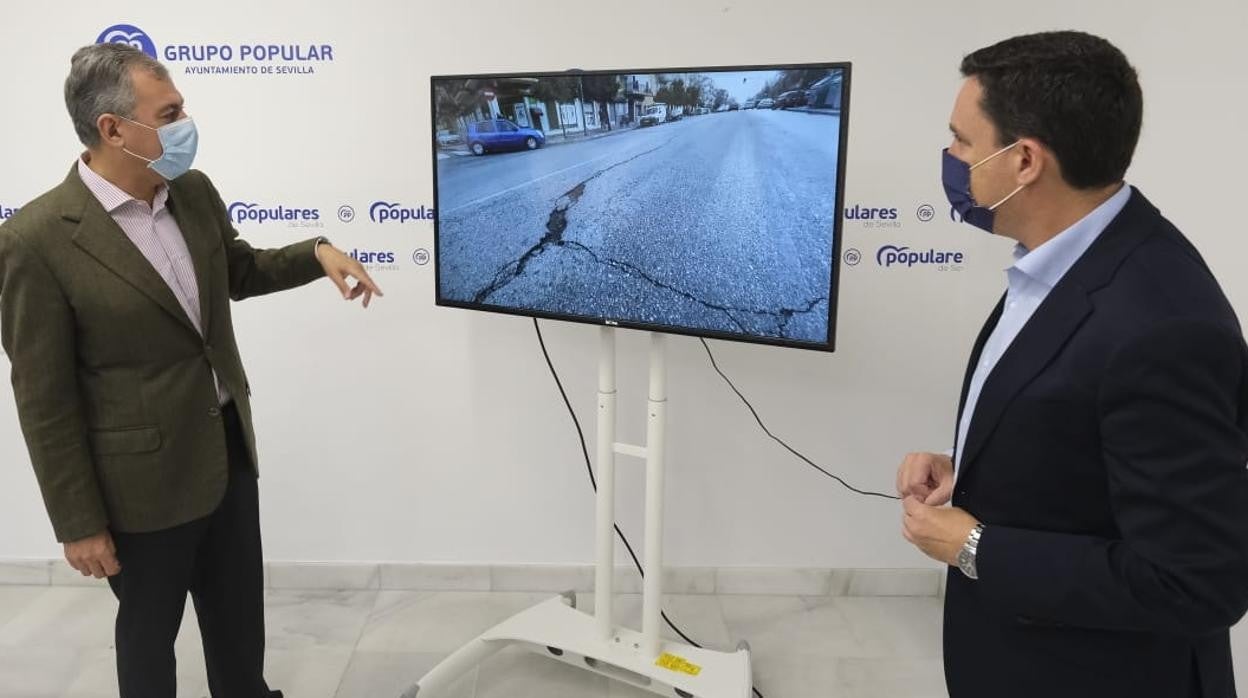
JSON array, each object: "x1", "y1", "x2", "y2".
[{"x1": 431, "y1": 63, "x2": 850, "y2": 351}]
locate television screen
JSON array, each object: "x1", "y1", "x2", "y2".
[{"x1": 431, "y1": 63, "x2": 850, "y2": 351}]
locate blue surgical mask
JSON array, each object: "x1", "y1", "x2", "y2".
[
  {"x1": 942, "y1": 141, "x2": 1025, "y2": 233},
  {"x1": 121, "y1": 115, "x2": 198, "y2": 180}
]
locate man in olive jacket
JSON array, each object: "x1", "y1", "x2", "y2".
[{"x1": 0, "y1": 43, "x2": 382, "y2": 698}]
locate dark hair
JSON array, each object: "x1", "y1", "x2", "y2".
[{"x1": 960, "y1": 31, "x2": 1142, "y2": 189}]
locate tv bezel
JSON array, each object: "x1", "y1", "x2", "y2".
[{"x1": 430, "y1": 61, "x2": 852, "y2": 352}]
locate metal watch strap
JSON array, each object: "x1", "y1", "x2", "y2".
[{"x1": 958, "y1": 523, "x2": 985, "y2": 580}]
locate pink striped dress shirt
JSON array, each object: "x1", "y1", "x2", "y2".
[{"x1": 77, "y1": 156, "x2": 230, "y2": 405}]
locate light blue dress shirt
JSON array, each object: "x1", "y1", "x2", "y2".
[{"x1": 955, "y1": 184, "x2": 1133, "y2": 474}]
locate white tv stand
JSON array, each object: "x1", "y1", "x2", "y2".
[{"x1": 402, "y1": 328, "x2": 753, "y2": 697}]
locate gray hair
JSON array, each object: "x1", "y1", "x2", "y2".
[{"x1": 64, "y1": 44, "x2": 169, "y2": 147}]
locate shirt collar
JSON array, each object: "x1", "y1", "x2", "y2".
[
  {"x1": 77, "y1": 154, "x2": 169, "y2": 214},
  {"x1": 1010, "y1": 184, "x2": 1132, "y2": 290}
]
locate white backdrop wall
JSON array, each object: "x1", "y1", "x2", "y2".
[{"x1": 1, "y1": 0, "x2": 1246, "y2": 574}]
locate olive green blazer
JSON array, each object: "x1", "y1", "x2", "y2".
[{"x1": 0, "y1": 165, "x2": 324, "y2": 541}]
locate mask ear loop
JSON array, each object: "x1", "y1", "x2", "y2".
[
  {"x1": 971, "y1": 140, "x2": 1026, "y2": 210},
  {"x1": 970, "y1": 140, "x2": 1022, "y2": 171},
  {"x1": 988, "y1": 184, "x2": 1026, "y2": 211},
  {"x1": 116, "y1": 115, "x2": 159, "y2": 165},
  {"x1": 121, "y1": 148, "x2": 156, "y2": 164}
]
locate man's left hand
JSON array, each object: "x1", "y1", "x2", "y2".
[
  {"x1": 317, "y1": 244, "x2": 384, "y2": 308},
  {"x1": 902, "y1": 496, "x2": 980, "y2": 566}
]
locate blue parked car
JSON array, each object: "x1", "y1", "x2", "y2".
[{"x1": 466, "y1": 119, "x2": 545, "y2": 156}]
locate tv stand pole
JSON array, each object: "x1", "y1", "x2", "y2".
[{"x1": 403, "y1": 328, "x2": 753, "y2": 697}]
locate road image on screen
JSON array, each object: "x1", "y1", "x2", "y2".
[{"x1": 432, "y1": 64, "x2": 849, "y2": 350}]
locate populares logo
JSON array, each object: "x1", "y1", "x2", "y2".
[
  {"x1": 876, "y1": 245, "x2": 965, "y2": 269},
  {"x1": 369, "y1": 201, "x2": 435, "y2": 224},
  {"x1": 844, "y1": 204, "x2": 899, "y2": 221},
  {"x1": 228, "y1": 201, "x2": 321, "y2": 226},
  {"x1": 349, "y1": 249, "x2": 401, "y2": 271},
  {"x1": 845, "y1": 204, "x2": 904, "y2": 230},
  {"x1": 96, "y1": 24, "x2": 334, "y2": 77}
]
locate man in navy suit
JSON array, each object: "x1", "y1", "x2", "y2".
[{"x1": 896, "y1": 31, "x2": 1248, "y2": 698}]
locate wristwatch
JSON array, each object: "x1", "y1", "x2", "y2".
[{"x1": 956, "y1": 524, "x2": 985, "y2": 580}]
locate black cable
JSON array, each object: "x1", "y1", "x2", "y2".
[
  {"x1": 533, "y1": 319, "x2": 765, "y2": 698},
  {"x1": 699, "y1": 337, "x2": 901, "y2": 501}
]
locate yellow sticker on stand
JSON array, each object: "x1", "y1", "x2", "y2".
[{"x1": 656, "y1": 653, "x2": 702, "y2": 676}]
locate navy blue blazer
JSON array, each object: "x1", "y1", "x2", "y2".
[{"x1": 945, "y1": 188, "x2": 1248, "y2": 698}]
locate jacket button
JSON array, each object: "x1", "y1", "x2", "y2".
[{"x1": 208, "y1": 407, "x2": 221, "y2": 418}]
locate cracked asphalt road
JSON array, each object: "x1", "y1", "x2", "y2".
[{"x1": 436, "y1": 109, "x2": 841, "y2": 343}]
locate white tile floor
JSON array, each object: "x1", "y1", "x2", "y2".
[{"x1": 0, "y1": 585, "x2": 950, "y2": 698}]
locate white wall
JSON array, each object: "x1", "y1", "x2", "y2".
[{"x1": 1, "y1": 0, "x2": 1246, "y2": 579}]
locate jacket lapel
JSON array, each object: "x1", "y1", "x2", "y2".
[
  {"x1": 957, "y1": 294, "x2": 1006, "y2": 422},
  {"x1": 953, "y1": 292, "x2": 1006, "y2": 463},
  {"x1": 65, "y1": 169, "x2": 202, "y2": 336},
  {"x1": 167, "y1": 179, "x2": 215, "y2": 338},
  {"x1": 956, "y1": 283, "x2": 1092, "y2": 479},
  {"x1": 954, "y1": 186, "x2": 1157, "y2": 483}
]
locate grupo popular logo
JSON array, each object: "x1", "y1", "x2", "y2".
[
  {"x1": 412, "y1": 248, "x2": 431, "y2": 266},
  {"x1": 337, "y1": 205, "x2": 356, "y2": 223},
  {"x1": 0, "y1": 203, "x2": 20, "y2": 221},
  {"x1": 876, "y1": 244, "x2": 966, "y2": 271},
  {"x1": 97, "y1": 24, "x2": 158, "y2": 58},
  {"x1": 96, "y1": 23, "x2": 335, "y2": 77},
  {"x1": 227, "y1": 201, "x2": 322, "y2": 227},
  {"x1": 369, "y1": 201, "x2": 436, "y2": 224},
  {"x1": 916, "y1": 204, "x2": 936, "y2": 222}
]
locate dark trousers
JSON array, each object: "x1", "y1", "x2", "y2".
[{"x1": 107, "y1": 402, "x2": 281, "y2": 698}]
